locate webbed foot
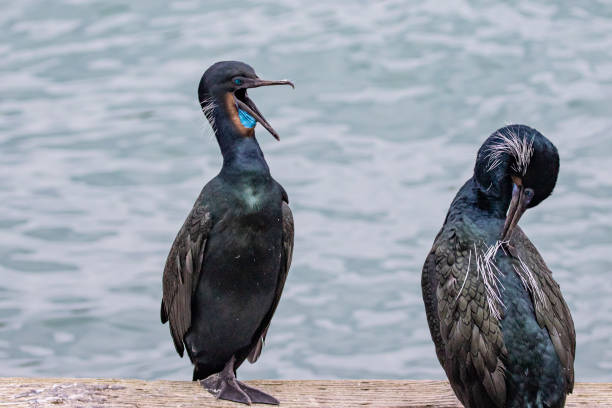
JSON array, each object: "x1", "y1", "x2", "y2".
[
  {"x1": 199, "y1": 356, "x2": 279, "y2": 405},
  {"x1": 235, "y1": 380, "x2": 279, "y2": 405}
]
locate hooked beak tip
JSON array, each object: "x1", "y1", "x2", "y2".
[{"x1": 268, "y1": 125, "x2": 280, "y2": 141}]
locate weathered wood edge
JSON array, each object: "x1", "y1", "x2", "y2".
[{"x1": 1, "y1": 378, "x2": 610, "y2": 408}]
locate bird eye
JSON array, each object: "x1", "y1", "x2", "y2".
[{"x1": 234, "y1": 78, "x2": 243, "y2": 85}]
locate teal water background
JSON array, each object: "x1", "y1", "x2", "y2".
[{"x1": 1, "y1": 1, "x2": 611, "y2": 381}]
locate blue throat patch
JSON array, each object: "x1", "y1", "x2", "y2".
[{"x1": 238, "y1": 109, "x2": 257, "y2": 129}]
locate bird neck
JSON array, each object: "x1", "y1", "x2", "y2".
[
  {"x1": 217, "y1": 132, "x2": 270, "y2": 179},
  {"x1": 206, "y1": 103, "x2": 267, "y2": 175},
  {"x1": 476, "y1": 176, "x2": 513, "y2": 219},
  {"x1": 472, "y1": 157, "x2": 514, "y2": 219},
  {"x1": 451, "y1": 176, "x2": 512, "y2": 220}
]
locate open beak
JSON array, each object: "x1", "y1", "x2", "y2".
[
  {"x1": 233, "y1": 78, "x2": 294, "y2": 140},
  {"x1": 500, "y1": 176, "x2": 534, "y2": 242}
]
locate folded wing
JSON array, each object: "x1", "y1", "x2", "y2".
[{"x1": 161, "y1": 204, "x2": 213, "y2": 357}]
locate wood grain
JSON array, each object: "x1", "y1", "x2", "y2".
[{"x1": 0, "y1": 378, "x2": 610, "y2": 407}]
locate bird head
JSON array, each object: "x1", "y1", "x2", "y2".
[
  {"x1": 475, "y1": 124, "x2": 559, "y2": 241},
  {"x1": 197, "y1": 61, "x2": 294, "y2": 140}
]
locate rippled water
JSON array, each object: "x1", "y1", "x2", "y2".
[{"x1": 1, "y1": 0, "x2": 611, "y2": 382}]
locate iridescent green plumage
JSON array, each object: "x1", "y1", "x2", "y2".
[
  {"x1": 161, "y1": 61, "x2": 295, "y2": 405},
  {"x1": 422, "y1": 125, "x2": 575, "y2": 408}
]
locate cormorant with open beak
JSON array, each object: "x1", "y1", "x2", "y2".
[
  {"x1": 161, "y1": 61, "x2": 294, "y2": 405},
  {"x1": 421, "y1": 125, "x2": 575, "y2": 407}
]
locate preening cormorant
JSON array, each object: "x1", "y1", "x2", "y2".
[{"x1": 422, "y1": 124, "x2": 575, "y2": 408}]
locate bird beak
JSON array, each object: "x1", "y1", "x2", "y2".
[
  {"x1": 233, "y1": 78, "x2": 294, "y2": 140},
  {"x1": 500, "y1": 176, "x2": 534, "y2": 242}
]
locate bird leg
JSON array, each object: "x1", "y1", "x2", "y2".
[{"x1": 200, "y1": 355, "x2": 279, "y2": 405}]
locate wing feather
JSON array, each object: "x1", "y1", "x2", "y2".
[
  {"x1": 161, "y1": 204, "x2": 212, "y2": 357},
  {"x1": 423, "y1": 228, "x2": 507, "y2": 408},
  {"x1": 511, "y1": 227, "x2": 576, "y2": 393}
]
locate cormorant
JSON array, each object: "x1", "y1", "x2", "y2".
[
  {"x1": 421, "y1": 125, "x2": 575, "y2": 407},
  {"x1": 161, "y1": 61, "x2": 294, "y2": 405}
]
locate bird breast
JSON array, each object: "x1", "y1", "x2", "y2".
[{"x1": 241, "y1": 185, "x2": 264, "y2": 210}]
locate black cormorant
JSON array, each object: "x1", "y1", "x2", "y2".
[
  {"x1": 161, "y1": 61, "x2": 294, "y2": 405},
  {"x1": 421, "y1": 124, "x2": 575, "y2": 407}
]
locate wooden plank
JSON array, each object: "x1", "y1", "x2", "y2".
[{"x1": 0, "y1": 378, "x2": 610, "y2": 407}]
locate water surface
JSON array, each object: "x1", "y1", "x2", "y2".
[{"x1": 1, "y1": 0, "x2": 611, "y2": 381}]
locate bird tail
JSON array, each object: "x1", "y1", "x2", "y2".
[
  {"x1": 160, "y1": 301, "x2": 168, "y2": 323},
  {"x1": 192, "y1": 364, "x2": 215, "y2": 381},
  {"x1": 193, "y1": 365, "x2": 203, "y2": 381}
]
